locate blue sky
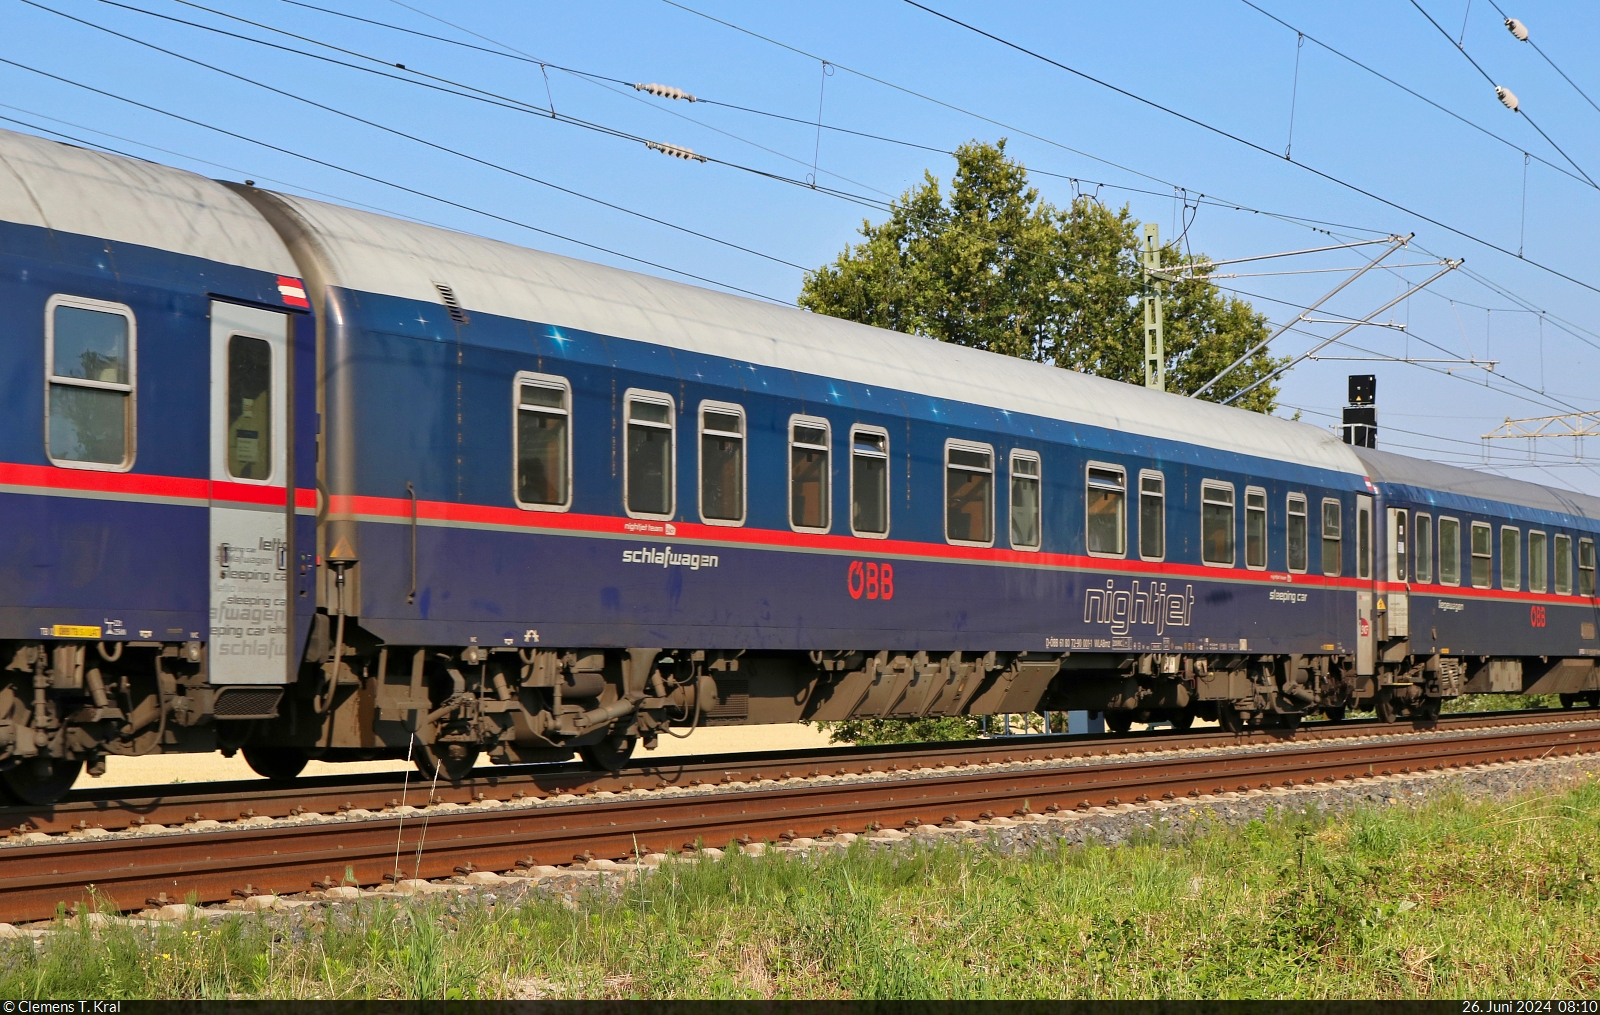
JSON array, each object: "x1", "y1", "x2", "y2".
[{"x1": 6, "y1": 0, "x2": 1600, "y2": 491}]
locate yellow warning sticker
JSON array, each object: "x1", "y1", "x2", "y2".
[{"x1": 51, "y1": 624, "x2": 102, "y2": 639}]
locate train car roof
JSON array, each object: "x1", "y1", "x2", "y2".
[
  {"x1": 1353, "y1": 445, "x2": 1600, "y2": 519},
  {"x1": 0, "y1": 128, "x2": 297, "y2": 274},
  {"x1": 261, "y1": 190, "x2": 1370, "y2": 476}
]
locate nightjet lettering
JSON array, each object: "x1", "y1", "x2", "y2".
[
  {"x1": 622, "y1": 546, "x2": 719, "y2": 570},
  {"x1": 1083, "y1": 579, "x2": 1194, "y2": 635}
]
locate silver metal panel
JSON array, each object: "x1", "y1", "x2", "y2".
[
  {"x1": 261, "y1": 193, "x2": 1371, "y2": 477},
  {"x1": 0, "y1": 127, "x2": 297, "y2": 273},
  {"x1": 1354, "y1": 445, "x2": 1600, "y2": 519}
]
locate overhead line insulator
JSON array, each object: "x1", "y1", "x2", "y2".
[
  {"x1": 635, "y1": 82, "x2": 698, "y2": 102},
  {"x1": 646, "y1": 141, "x2": 708, "y2": 162},
  {"x1": 1496, "y1": 85, "x2": 1520, "y2": 112},
  {"x1": 1505, "y1": 17, "x2": 1529, "y2": 42}
]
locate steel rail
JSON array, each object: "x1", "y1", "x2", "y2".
[
  {"x1": 1, "y1": 718, "x2": 1595, "y2": 925},
  {"x1": 3, "y1": 709, "x2": 1580, "y2": 835}
]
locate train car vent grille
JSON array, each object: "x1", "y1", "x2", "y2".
[
  {"x1": 212, "y1": 686, "x2": 284, "y2": 720},
  {"x1": 702, "y1": 678, "x2": 749, "y2": 720},
  {"x1": 433, "y1": 282, "x2": 469, "y2": 324}
]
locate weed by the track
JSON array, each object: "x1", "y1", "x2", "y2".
[{"x1": 4, "y1": 776, "x2": 1599, "y2": 999}]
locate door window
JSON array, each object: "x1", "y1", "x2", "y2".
[
  {"x1": 1321, "y1": 499, "x2": 1342, "y2": 577},
  {"x1": 1086, "y1": 464, "x2": 1126, "y2": 556},
  {"x1": 1415, "y1": 513, "x2": 1432, "y2": 583},
  {"x1": 227, "y1": 335, "x2": 272, "y2": 481},
  {"x1": 1245, "y1": 487, "x2": 1267, "y2": 570}
]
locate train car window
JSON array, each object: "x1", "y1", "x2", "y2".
[
  {"x1": 1321, "y1": 499, "x2": 1342, "y2": 577},
  {"x1": 624, "y1": 391, "x2": 674, "y2": 518},
  {"x1": 226, "y1": 335, "x2": 273, "y2": 480},
  {"x1": 45, "y1": 297, "x2": 136, "y2": 470},
  {"x1": 513, "y1": 373, "x2": 570, "y2": 509},
  {"x1": 850, "y1": 427, "x2": 889, "y2": 537},
  {"x1": 1085, "y1": 463, "x2": 1126, "y2": 557},
  {"x1": 789, "y1": 416, "x2": 830, "y2": 532},
  {"x1": 1009, "y1": 451, "x2": 1041, "y2": 551},
  {"x1": 1439, "y1": 517, "x2": 1461, "y2": 586},
  {"x1": 946, "y1": 442, "x2": 995, "y2": 546},
  {"x1": 699, "y1": 402, "x2": 746, "y2": 525},
  {"x1": 1529, "y1": 531, "x2": 1547, "y2": 593},
  {"x1": 1500, "y1": 527, "x2": 1521, "y2": 591},
  {"x1": 1139, "y1": 471, "x2": 1165, "y2": 561},
  {"x1": 1245, "y1": 487, "x2": 1267, "y2": 570},
  {"x1": 1555, "y1": 534, "x2": 1572, "y2": 595},
  {"x1": 1286, "y1": 494, "x2": 1308, "y2": 573},
  {"x1": 1580, "y1": 538, "x2": 1596, "y2": 596},
  {"x1": 1415, "y1": 513, "x2": 1433, "y2": 584},
  {"x1": 1470, "y1": 522, "x2": 1492, "y2": 589},
  {"x1": 1201, "y1": 482, "x2": 1235, "y2": 567}
]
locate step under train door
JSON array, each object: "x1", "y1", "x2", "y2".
[
  {"x1": 1356, "y1": 494, "x2": 1375, "y2": 677},
  {"x1": 209, "y1": 300, "x2": 293, "y2": 684}
]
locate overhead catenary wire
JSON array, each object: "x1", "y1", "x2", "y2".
[
  {"x1": 900, "y1": 0, "x2": 1600, "y2": 300},
  {"x1": 1404, "y1": 0, "x2": 1599, "y2": 189},
  {"x1": 1237, "y1": 0, "x2": 1595, "y2": 192},
  {"x1": 0, "y1": 53, "x2": 791, "y2": 304}
]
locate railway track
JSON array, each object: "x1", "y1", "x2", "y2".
[
  {"x1": 0, "y1": 708, "x2": 1572, "y2": 836},
  {"x1": 2, "y1": 709, "x2": 1598, "y2": 925}
]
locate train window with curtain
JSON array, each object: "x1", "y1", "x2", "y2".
[
  {"x1": 1439, "y1": 517, "x2": 1461, "y2": 586},
  {"x1": 624, "y1": 391, "x2": 674, "y2": 518},
  {"x1": 46, "y1": 296, "x2": 136, "y2": 470},
  {"x1": 1085, "y1": 463, "x2": 1126, "y2": 557},
  {"x1": 1321, "y1": 499, "x2": 1342, "y2": 577},
  {"x1": 1415, "y1": 513, "x2": 1433, "y2": 583},
  {"x1": 1529, "y1": 531, "x2": 1547, "y2": 593},
  {"x1": 789, "y1": 416, "x2": 830, "y2": 532},
  {"x1": 1139, "y1": 471, "x2": 1165, "y2": 561},
  {"x1": 1286, "y1": 493, "x2": 1308, "y2": 573},
  {"x1": 1500, "y1": 527, "x2": 1520, "y2": 591},
  {"x1": 1581, "y1": 538, "x2": 1596, "y2": 596},
  {"x1": 514, "y1": 373, "x2": 570, "y2": 509},
  {"x1": 946, "y1": 441, "x2": 995, "y2": 545},
  {"x1": 1201, "y1": 482, "x2": 1235, "y2": 567},
  {"x1": 1009, "y1": 451, "x2": 1041, "y2": 550},
  {"x1": 1555, "y1": 534, "x2": 1572, "y2": 595},
  {"x1": 699, "y1": 402, "x2": 745, "y2": 525},
  {"x1": 1245, "y1": 487, "x2": 1267, "y2": 570},
  {"x1": 850, "y1": 427, "x2": 889, "y2": 537},
  {"x1": 1470, "y1": 522, "x2": 1492, "y2": 588}
]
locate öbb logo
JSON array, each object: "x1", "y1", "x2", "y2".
[
  {"x1": 1530, "y1": 604, "x2": 1547, "y2": 628},
  {"x1": 847, "y1": 561, "x2": 895, "y2": 600}
]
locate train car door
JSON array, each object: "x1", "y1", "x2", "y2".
[
  {"x1": 1355, "y1": 494, "x2": 1375, "y2": 676},
  {"x1": 209, "y1": 301, "x2": 292, "y2": 684}
]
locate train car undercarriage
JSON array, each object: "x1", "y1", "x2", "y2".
[{"x1": 3, "y1": 622, "x2": 1600, "y2": 804}]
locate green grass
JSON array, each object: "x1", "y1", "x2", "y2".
[{"x1": 7, "y1": 777, "x2": 1600, "y2": 998}]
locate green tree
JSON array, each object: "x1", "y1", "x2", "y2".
[{"x1": 800, "y1": 140, "x2": 1287, "y2": 412}]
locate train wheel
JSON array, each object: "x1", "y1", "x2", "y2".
[
  {"x1": 1323, "y1": 707, "x2": 1346, "y2": 723},
  {"x1": 1168, "y1": 711, "x2": 1195, "y2": 731},
  {"x1": 580, "y1": 733, "x2": 638, "y2": 772},
  {"x1": 1, "y1": 757, "x2": 83, "y2": 806},
  {"x1": 1414, "y1": 697, "x2": 1442, "y2": 722},
  {"x1": 1104, "y1": 712, "x2": 1134, "y2": 734},
  {"x1": 242, "y1": 747, "x2": 308, "y2": 781},
  {"x1": 1217, "y1": 703, "x2": 1245, "y2": 734},
  {"x1": 1560, "y1": 693, "x2": 1580, "y2": 709},
  {"x1": 1375, "y1": 690, "x2": 1399, "y2": 724},
  {"x1": 413, "y1": 743, "x2": 480, "y2": 783}
]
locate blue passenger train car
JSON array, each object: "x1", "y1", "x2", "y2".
[{"x1": 0, "y1": 127, "x2": 1595, "y2": 802}]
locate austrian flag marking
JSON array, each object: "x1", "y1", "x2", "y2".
[{"x1": 276, "y1": 275, "x2": 309, "y2": 308}]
